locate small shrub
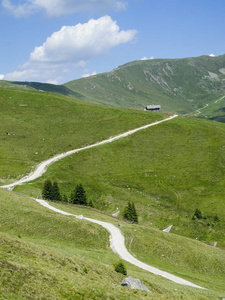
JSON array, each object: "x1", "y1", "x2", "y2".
[
  {"x1": 214, "y1": 214, "x2": 219, "y2": 222},
  {"x1": 192, "y1": 208, "x2": 202, "y2": 220},
  {"x1": 114, "y1": 261, "x2": 127, "y2": 275}
]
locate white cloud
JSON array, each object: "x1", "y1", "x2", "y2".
[
  {"x1": 46, "y1": 79, "x2": 59, "y2": 85},
  {"x1": 82, "y1": 71, "x2": 97, "y2": 78},
  {"x1": 30, "y1": 16, "x2": 136, "y2": 63},
  {"x1": 2, "y1": 0, "x2": 127, "y2": 17},
  {"x1": 0, "y1": 74, "x2": 5, "y2": 80},
  {"x1": 141, "y1": 56, "x2": 154, "y2": 60},
  {"x1": 2, "y1": 0, "x2": 36, "y2": 17},
  {"x1": 4, "y1": 16, "x2": 136, "y2": 83},
  {"x1": 209, "y1": 54, "x2": 215, "y2": 57}
]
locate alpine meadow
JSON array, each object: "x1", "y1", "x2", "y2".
[{"x1": 1, "y1": 54, "x2": 225, "y2": 299}]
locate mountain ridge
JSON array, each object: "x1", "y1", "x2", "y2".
[
  {"x1": 1, "y1": 54, "x2": 225, "y2": 121},
  {"x1": 65, "y1": 54, "x2": 225, "y2": 117}
]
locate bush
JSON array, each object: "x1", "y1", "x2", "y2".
[
  {"x1": 114, "y1": 261, "x2": 127, "y2": 275},
  {"x1": 192, "y1": 208, "x2": 202, "y2": 220}
]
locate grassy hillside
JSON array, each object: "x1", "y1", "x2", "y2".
[
  {"x1": 0, "y1": 80, "x2": 79, "y2": 98},
  {"x1": 1, "y1": 189, "x2": 225, "y2": 299},
  {"x1": 16, "y1": 116, "x2": 225, "y2": 249},
  {"x1": 65, "y1": 54, "x2": 225, "y2": 118},
  {"x1": 0, "y1": 87, "x2": 166, "y2": 183},
  {"x1": 1, "y1": 86, "x2": 225, "y2": 298}
]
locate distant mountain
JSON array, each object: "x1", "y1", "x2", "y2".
[
  {"x1": 2, "y1": 54, "x2": 225, "y2": 121},
  {"x1": 65, "y1": 54, "x2": 225, "y2": 119},
  {"x1": 0, "y1": 80, "x2": 83, "y2": 99}
]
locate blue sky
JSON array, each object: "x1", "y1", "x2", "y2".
[{"x1": 0, "y1": 0, "x2": 224, "y2": 84}]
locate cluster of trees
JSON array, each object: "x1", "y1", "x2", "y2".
[
  {"x1": 192, "y1": 208, "x2": 220, "y2": 222},
  {"x1": 42, "y1": 180, "x2": 62, "y2": 201},
  {"x1": 123, "y1": 201, "x2": 138, "y2": 223},
  {"x1": 42, "y1": 180, "x2": 94, "y2": 207}
]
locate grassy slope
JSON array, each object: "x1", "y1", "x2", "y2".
[
  {"x1": 0, "y1": 80, "x2": 80, "y2": 98},
  {"x1": 17, "y1": 116, "x2": 225, "y2": 248},
  {"x1": 195, "y1": 95, "x2": 225, "y2": 122},
  {"x1": 1, "y1": 87, "x2": 225, "y2": 298},
  {"x1": 65, "y1": 55, "x2": 225, "y2": 116},
  {"x1": 0, "y1": 189, "x2": 224, "y2": 299},
  {"x1": 0, "y1": 87, "x2": 166, "y2": 183}
]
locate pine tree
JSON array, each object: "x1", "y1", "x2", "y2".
[
  {"x1": 123, "y1": 201, "x2": 132, "y2": 221},
  {"x1": 70, "y1": 188, "x2": 78, "y2": 204},
  {"x1": 71, "y1": 184, "x2": 87, "y2": 205},
  {"x1": 42, "y1": 180, "x2": 53, "y2": 200},
  {"x1": 52, "y1": 181, "x2": 61, "y2": 201},
  {"x1": 131, "y1": 202, "x2": 138, "y2": 223},
  {"x1": 123, "y1": 201, "x2": 138, "y2": 223}
]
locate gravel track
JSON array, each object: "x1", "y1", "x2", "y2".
[{"x1": 1, "y1": 114, "x2": 205, "y2": 289}]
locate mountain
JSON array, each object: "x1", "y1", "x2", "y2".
[
  {"x1": 2, "y1": 54, "x2": 225, "y2": 121},
  {"x1": 0, "y1": 80, "x2": 83, "y2": 98},
  {"x1": 65, "y1": 54, "x2": 225, "y2": 118}
]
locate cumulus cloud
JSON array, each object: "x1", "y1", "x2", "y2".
[
  {"x1": 2, "y1": 0, "x2": 127, "y2": 17},
  {"x1": 30, "y1": 16, "x2": 136, "y2": 63},
  {"x1": 0, "y1": 74, "x2": 5, "y2": 80},
  {"x1": 209, "y1": 54, "x2": 215, "y2": 57},
  {"x1": 4, "y1": 16, "x2": 136, "y2": 83}
]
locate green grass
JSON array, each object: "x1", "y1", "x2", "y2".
[
  {"x1": 0, "y1": 189, "x2": 224, "y2": 299},
  {"x1": 0, "y1": 87, "x2": 166, "y2": 182},
  {"x1": 195, "y1": 95, "x2": 225, "y2": 122},
  {"x1": 51, "y1": 201, "x2": 225, "y2": 293},
  {"x1": 16, "y1": 116, "x2": 225, "y2": 248},
  {"x1": 1, "y1": 86, "x2": 225, "y2": 298}
]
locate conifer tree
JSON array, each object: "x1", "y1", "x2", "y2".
[
  {"x1": 70, "y1": 188, "x2": 78, "y2": 204},
  {"x1": 131, "y1": 202, "x2": 138, "y2": 223},
  {"x1": 123, "y1": 201, "x2": 138, "y2": 223},
  {"x1": 71, "y1": 184, "x2": 87, "y2": 205},
  {"x1": 42, "y1": 180, "x2": 53, "y2": 200},
  {"x1": 52, "y1": 181, "x2": 61, "y2": 201},
  {"x1": 123, "y1": 201, "x2": 132, "y2": 220}
]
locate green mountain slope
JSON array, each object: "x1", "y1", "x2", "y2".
[
  {"x1": 0, "y1": 80, "x2": 81, "y2": 98},
  {"x1": 65, "y1": 54, "x2": 225, "y2": 117},
  {"x1": 16, "y1": 115, "x2": 225, "y2": 249},
  {"x1": 0, "y1": 87, "x2": 166, "y2": 182},
  {"x1": 1, "y1": 87, "x2": 225, "y2": 297},
  {"x1": 1, "y1": 189, "x2": 225, "y2": 299}
]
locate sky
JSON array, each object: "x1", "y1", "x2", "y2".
[{"x1": 0, "y1": 0, "x2": 225, "y2": 84}]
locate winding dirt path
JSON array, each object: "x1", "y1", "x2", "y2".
[
  {"x1": 1, "y1": 114, "x2": 205, "y2": 289},
  {"x1": 1, "y1": 115, "x2": 177, "y2": 190},
  {"x1": 35, "y1": 198, "x2": 204, "y2": 289}
]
